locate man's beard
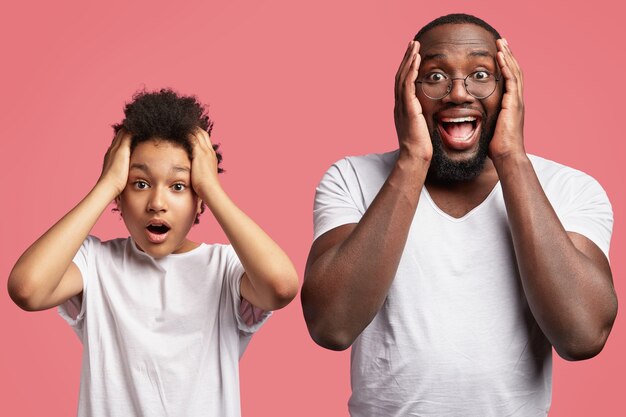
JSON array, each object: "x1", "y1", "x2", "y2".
[{"x1": 427, "y1": 113, "x2": 498, "y2": 184}]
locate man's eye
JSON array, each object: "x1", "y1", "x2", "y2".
[
  {"x1": 425, "y1": 72, "x2": 447, "y2": 83},
  {"x1": 172, "y1": 183, "x2": 186, "y2": 192},
  {"x1": 134, "y1": 181, "x2": 149, "y2": 189},
  {"x1": 471, "y1": 71, "x2": 491, "y2": 82}
]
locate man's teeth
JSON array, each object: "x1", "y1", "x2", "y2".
[{"x1": 441, "y1": 117, "x2": 477, "y2": 123}]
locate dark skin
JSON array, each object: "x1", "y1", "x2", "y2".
[{"x1": 301, "y1": 23, "x2": 617, "y2": 359}]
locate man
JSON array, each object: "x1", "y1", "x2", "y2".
[{"x1": 301, "y1": 13, "x2": 617, "y2": 416}]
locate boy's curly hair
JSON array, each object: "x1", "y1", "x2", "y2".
[{"x1": 113, "y1": 88, "x2": 223, "y2": 223}]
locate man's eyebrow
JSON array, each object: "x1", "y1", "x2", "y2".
[
  {"x1": 421, "y1": 53, "x2": 447, "y2": 63},
  {"x1": 421, "y1": 50, "x2": 495, "y2": 63},
  {"x1": 468, "y1": 50, "x2": 494, "y2": 58}
]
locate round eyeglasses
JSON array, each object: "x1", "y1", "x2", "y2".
[{"x1": 415, "y1": 70, "x2": 501, "y2": 100}]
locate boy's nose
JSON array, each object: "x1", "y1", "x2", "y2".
[{"x1": 147, "y1": 190, "x2": 167, "y2": 212}]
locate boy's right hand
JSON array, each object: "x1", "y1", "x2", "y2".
[{"x1": 99, "y1": 128, "x2": 132, "y2": 194}]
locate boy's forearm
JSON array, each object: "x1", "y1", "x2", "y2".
[
  {"x1": 8, "y1": 180, "x2": 118, "y2": 308},
  {"x1": 199, "y1": 183, "x2": 298, "y2": 309}
]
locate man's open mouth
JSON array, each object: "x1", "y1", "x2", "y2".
[{"x1": 439, "y1": 117, "x2": 478, "y2": 141}]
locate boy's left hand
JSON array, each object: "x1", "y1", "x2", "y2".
[{"x1": 189, "y1": 127, "x2": 221, "y2": 196}]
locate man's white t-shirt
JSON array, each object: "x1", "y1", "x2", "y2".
[
  {"x1": 59, "y1": 236, "x2": 270, "y2": 417},
  {"x1": 313, "y1": 151, "x2": 612, "y2": 417}
]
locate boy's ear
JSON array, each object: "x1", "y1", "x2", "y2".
[
  {"x1": 196, "y1": 199, "x2": 203, "y2": 215},
  {"x1": 114, "y1": 196, "x2": 122, "y2": 214}
]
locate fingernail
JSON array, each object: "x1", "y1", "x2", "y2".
[{"x1": 503, "y1": 38, "x2": 508, "y2": 46}]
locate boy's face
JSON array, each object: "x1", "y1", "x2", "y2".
[{"x1": 118, "y1": 139, "x2": 201, "y2": 258}]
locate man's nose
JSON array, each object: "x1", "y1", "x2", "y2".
[{"x1": 443, "y1": 78, "x2": 474, "y2": 104}]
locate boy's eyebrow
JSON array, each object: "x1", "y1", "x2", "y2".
[
  {"x1": 129, "y1": 163, "x2": 150, "y2": 173},
  {"x1": 129, "y1": 164, "x2": 190, "y2": 173}
]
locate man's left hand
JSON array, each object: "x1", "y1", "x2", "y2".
[{"x1": 490, "y1": 38, "x2": 526, "y2": 161}]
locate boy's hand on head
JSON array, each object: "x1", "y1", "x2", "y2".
[
  {"x1": 99, "y1": 128, "x2": 132, "y2": 195},
  {"x1": 189, "y1": 127, "x2": 221, "y2": 196}
]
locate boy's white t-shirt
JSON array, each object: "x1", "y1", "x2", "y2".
[{"x1": 59, "y1": 236, "x2": 270, "y2": 417}]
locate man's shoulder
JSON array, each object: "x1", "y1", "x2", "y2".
[
  {"x1": 329, "y1": 149, "x2": 399, "y2": 175},
  {"x1": 528, "y1": 154, "x2": 600, "y2": 185},
  {"x1": 528, "y1": 154, "x2": 610, "y2": 212},
  {"x1": 342, "y1": 149, "x2": 399, "y2": 166}
]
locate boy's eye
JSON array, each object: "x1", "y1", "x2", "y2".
[
  {"x1": 172, "y1": 183, "x2": 186, "y2": 192},
  {"x1": 134, "y1": 180, "x2": 149, "y2": 190}
]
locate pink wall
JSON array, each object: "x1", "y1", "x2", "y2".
[{"x1": 1, "y1": 1, "x2": 624, "y2": 416}]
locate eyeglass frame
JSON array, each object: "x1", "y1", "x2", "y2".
[{"x1": 415, "y1": 71, "x2": 502, "y2": 100}]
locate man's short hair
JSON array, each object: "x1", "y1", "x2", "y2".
[
  {"x1": 414, "y1": 13, "x2": 501, "y2": 42},
  {"x1": 113, "y1": 88, "x2": 223, "y2": 173}
]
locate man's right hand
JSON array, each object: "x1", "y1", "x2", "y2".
[
  {"x1": 394, "y1": 41, "x2": 432, "y2": 163},
  {"x1": 99, "y1": 128, "x2": 132, "y2": 195}
]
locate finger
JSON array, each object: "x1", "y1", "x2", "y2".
[
  {"x1": 499, "y1": 39, "x2": 523, "y2": 93},
  {"x1": 402, "y1": 48, "x2": 421, "y2": 107},
  {"x1": 395, "y1": 41, "x2": 419, "y2": 98},
  {"x1": 190, "y1": 127, "x2": 216, "y2": 158},
  {"x1": 503, "y1": 41, "x2": 523, "y2": 91},
  {"x1": 119, "y1": 129, "x2": 132, "y2": 150},
  {"x1": 399, "y1": 42, "x2": 419, "y2": 88},
  {"x1": 496, "y1": 51, "x2": 521, "y2": 108},
  {"x1": 197, "y1": 127, "x2": 214, "y2": 147}
]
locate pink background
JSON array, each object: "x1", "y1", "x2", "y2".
[{"x1": 1, "y1": 1, "x2": 624, "y2": 416}]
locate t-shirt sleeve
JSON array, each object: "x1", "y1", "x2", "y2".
[
  {"x1": 224, "y1": 245, "x2": 271, "y2": 334},
  {"x1": 58, "y1": 235, "x2": 100, "y2": 339},
  {"x1": 313, "y1": 159, "x2": 363, "y2": 241},
  {"x1": 557, "y1": 174, "x2": 613, "y2": 260}
]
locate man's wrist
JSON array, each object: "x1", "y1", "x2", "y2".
[{"x1": 491, "y1": 151, "x2": 532, "y2": 180}]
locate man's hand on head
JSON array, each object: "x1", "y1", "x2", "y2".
[
  {"x1": 490, "y1": 38, "x2": 526, "y2": 162},
  {"x1": 99, "y1": 128, "x2": 132, "y2": 195},
  {"x1": 394, "y1": 41, "x2": 433, "y2": 164}
]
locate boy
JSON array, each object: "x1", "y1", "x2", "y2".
[{"x1": 8, "y1": 89, "x2": 299, "y2": 416}]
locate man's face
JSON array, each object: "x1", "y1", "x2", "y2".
[
  {"x1": 416, "y1": 23, "x2": 503, "y2": 183},
  {"x1": 118, "y1": 139, "x2": 200, "y2": 259}
]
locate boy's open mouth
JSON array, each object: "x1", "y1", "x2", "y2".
[
  {"x1": 147, "y1": 224, "x2": 170, "y2": 234},
  {"x1": 146, "y1": 221, "x2": 171, "y2": 243}
]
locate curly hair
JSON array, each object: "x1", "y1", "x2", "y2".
[
  {"x1": 414, "y1": 13, "x2": 501, "y2": 42},
  {"x1": 113, "y1": 88, "x2": 223, "y2": 223}
]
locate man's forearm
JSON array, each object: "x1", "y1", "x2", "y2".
[
  {"x1": 302, "y1": 155, "x2": 428, "y2": 350},
  {"x1": 495, "y1": 153, "x2": 617, "y2": 359}
]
